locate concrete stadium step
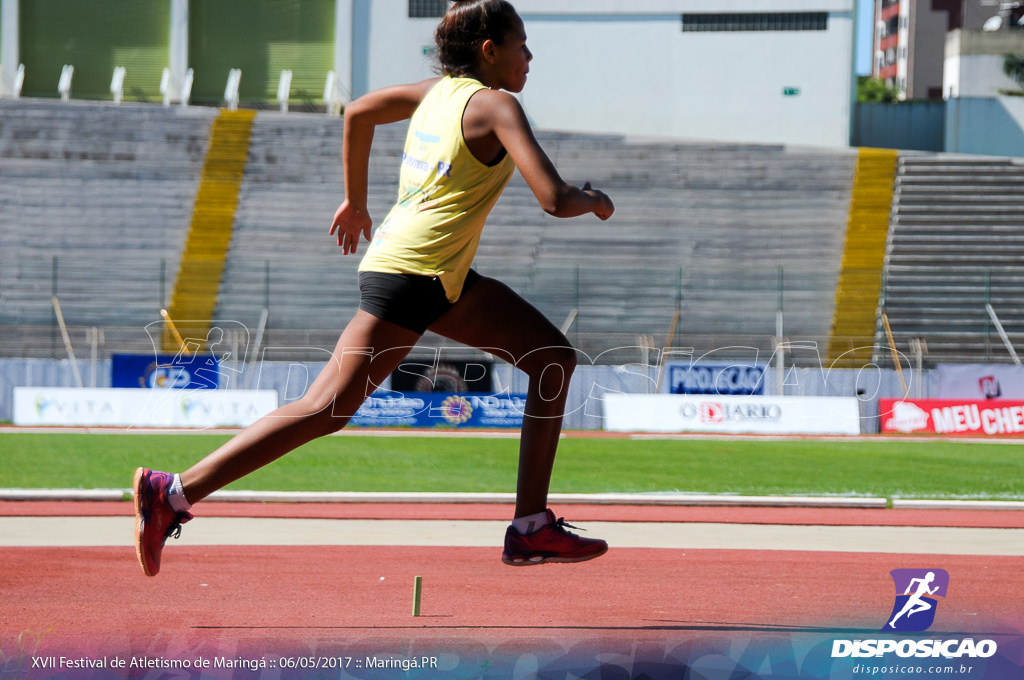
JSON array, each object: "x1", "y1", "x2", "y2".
[
  {"x1": 0, "y1": 99, "x2": 873, "y2": 361},
  {"x1": 879, "y1": 154, "x2": 1024, "y2": 356}
]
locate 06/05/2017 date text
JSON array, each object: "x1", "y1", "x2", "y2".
[{"x1": 278, "y1": 656, "x2": 439, "y2": 671}]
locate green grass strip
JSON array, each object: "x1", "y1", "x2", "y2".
[{"x1": 2, "y1": 432, "x2": 1022, "y2": 501}]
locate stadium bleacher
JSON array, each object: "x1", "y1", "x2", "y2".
[
  {"x1": 0, "y1": 100, "x2": 214, "y2": 355},
  {"x1": 880, "y1": 154, "x2": 1024, "y2": 363},
  {"x1": 2, "y1": 99, "x2": 1022, "y2": 367}
]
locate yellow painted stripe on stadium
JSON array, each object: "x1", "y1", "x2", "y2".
[
  {"x1": 827, "y1": 148, "x2": 898, "y2": 366},
  {"x1": 164, "y1": 109, "x2": 256, "y2": 352}
]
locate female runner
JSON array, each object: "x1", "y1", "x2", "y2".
[{"x1": 134, "y1": 0, "x2": 614, "y2": 576}]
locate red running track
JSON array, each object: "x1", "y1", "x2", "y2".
[{"x1": 2, "y1": 501, "x2": 1023, "y2": 678}]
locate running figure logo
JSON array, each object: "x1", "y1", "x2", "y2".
[{"x1": 882, "y1": 569, "x2": 950, "y2": 632}]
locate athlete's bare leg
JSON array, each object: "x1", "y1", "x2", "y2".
[
  {"x1": 180, "y1": 311, "x2": 421, "y2": 503},
  {"x1": 428, "y1": 276, "x2": 576, "y2": 518}
]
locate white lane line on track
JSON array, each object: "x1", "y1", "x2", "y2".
[
  {"x1": 6, "y1": 488, "x2": 1024, "y2": 510},
  {"x1": 2, "y1": 517, "x2": 1023, "y2": 556},
  {"x1": 0, "y1": 488, "x2": 894, "y2": 507}
]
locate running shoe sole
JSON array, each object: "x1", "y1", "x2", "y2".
[
  {"x1": 133, "y1": 467, "x2": 156, "y2": 577},
  {"x1": 502, "y1": 545, "x2": 609, "y2": 566}
]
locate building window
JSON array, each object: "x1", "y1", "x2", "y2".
[
  {"x1": 681, "y1": 12, "x2": 828, "y2": 32},
  {"x1": 409, "y1": 0, "x2": 447, "y2": 18}
]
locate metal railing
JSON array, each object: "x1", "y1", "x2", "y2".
[{"x1": 3, "y1": 255, "x2": 1021, "y2": 367}]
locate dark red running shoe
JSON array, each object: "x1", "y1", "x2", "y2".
[
  {"x1": 502, "y1": 509, "x2": 608, "y2": 566},
  {"x1": 133, "y1": 467, "x2": 192, "y2": 576}
]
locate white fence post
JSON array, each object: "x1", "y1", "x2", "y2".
[
  {"x1": 58, "y1": 64, "x2": 74, "y2": 102},
  {"x1": 181, "y1": 67, "x2": 194, "y2": 108},
  {"x1": 323, "y1": 70, "x2": 342, "y2": 116},
  {"x1": 224, "y1": 68, "x2": 241, "y2": 110},
  {"x1": 160, "y1": 67, "x2": 172, "y2": 106},
  {"x1": 277, "y1": 69, "x2": 293, "y2": 113},
  {"x1": 161, "y1": 66, "x2": 193, "y2": 107},
  {"x1": 0, "y1": 63, "x2": 20, "y2": 99},
  {"x1": 110, "y1": 66, "x2": 126, "y2": 104}
]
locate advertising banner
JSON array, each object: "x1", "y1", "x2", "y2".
[
  {"x1": 663, "y1": 361, "x2": 765, "y2": 395},
  {"x1": 603, "y1": 394, "x2": 861, "y2": 435},
  {"x1": 879, "y1": 398, "x2": 1024, "y2": 436},
  {"x1": 935, "y1": 364, "x2": 1024, "y2": 400},
  {"x1": 350, "y1": 392, "x2": 525, "y2": 429},
  {"x1": 111, "y1": 353, "x2": 220, "y2": 389},
  {"x1": 13, "y1": 387, "x2": 276, "y2": 428}
]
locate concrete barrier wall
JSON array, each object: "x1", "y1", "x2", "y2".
[
  {"x1": 855, "y1": 97, "x2": 1024, "y2": 157},
  {"x1": 946, "y1": 97, "x2": 1024, "y2": 158},
  {"x1": 0, "y1": 358, "x2": 932, "y2": 432}
]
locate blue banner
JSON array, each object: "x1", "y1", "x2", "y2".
[
  {"x1": 666, "y1": 362, "x2": 765, "y2": 395},
  {"x1": 351, "y1": 392, "x2": 526, "y2": 429},
  {"x1": 111, "y1": 353, "x2": 220, "y2": 389}
]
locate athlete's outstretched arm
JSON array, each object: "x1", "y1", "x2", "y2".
[
  {"x1": 470, "y1": 89, "x2": 613, "y2": 221},
  {"x1": 330, "y1": 78, "x2": 440, "y2": 254}
]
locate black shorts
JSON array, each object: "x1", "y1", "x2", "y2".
[{"x1": 358, "y1": 269, "x2": 481, "y2": 334}]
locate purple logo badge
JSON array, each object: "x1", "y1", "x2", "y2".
[{"x1": 882, "y1": 569, "x2": 949, "y2": 632}]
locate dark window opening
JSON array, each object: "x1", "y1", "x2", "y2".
[
  {"x1": 682, "y1": 12, "x2": 828, "y2": 32},
  {"x1": 409, "y1": 0, "x2": 447, "y2": 19}
]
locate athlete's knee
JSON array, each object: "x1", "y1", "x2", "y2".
[
  {"x1": 555, "y1": 344, "x2": 578, "y2": 375},
  {"x1": 521, "y1": 343, "x2": 577, "y2": 388},
  {"x1": 288, "y1": 391, "x2": 350, "y2": 435}
]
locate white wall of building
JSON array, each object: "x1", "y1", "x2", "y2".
[
  {"x1": 354, "y1": 0, "x2": 857, "y2": 148},
  {"x1": 363, "y1": 2, "x2": 441, "y2": 94},
  {"x1": 3, "y1": 0, "x2": 856, "y2": 146},
  {"x1": 947, "y1": 54, "x2": 1019, "y2": 97},
  {"x1": 945, "y1": 29, "x2": 1024, "y2": 98}
]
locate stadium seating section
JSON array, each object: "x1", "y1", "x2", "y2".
[{"x1": 1, "y1": 99, "x2": 1022, "y2": 365}]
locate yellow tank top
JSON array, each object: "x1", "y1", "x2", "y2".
[{"x1": 358, "y1": 76, "x2": 515, "y2": 302}]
